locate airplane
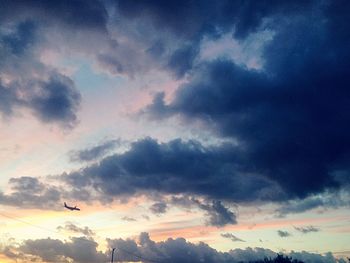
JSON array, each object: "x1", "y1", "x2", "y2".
[{"x1": 64, "y1": 202, "x2": 80, "y2": 211}]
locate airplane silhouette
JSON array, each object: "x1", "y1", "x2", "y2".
[{"x1": 64, "y1": 202, "x2": 80, "y2": 211}]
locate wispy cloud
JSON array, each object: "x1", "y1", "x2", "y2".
[
  {"x1": 221, "y1": 233, "x2": 245, "y2": 242},
  {"x1": 294, "y1": 225, "x2": 320, "y2": 234},
  {"x1": 121, "y1": 216, "x2": 137, "y2": 222},
  {"x1": 277, "y1": 230, "x2": 292, "y2": 238},
  {"x1": 69, "y1": 139, "x2": 120, "y2": 162},
  {"x1": 57, "y1": 222, "x2": 95, "y2": 237}
]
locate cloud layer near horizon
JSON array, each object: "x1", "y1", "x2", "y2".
[{"x1": 2, "y1": 232, "x2": 346, "y2": 263}]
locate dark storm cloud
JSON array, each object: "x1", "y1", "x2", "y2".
[
  {"x1": 2, "y1": 75, "x2": 78, "y2": 128},
  {"x1": 69, "y1": 139, "x2": 119, "y2": 162},
  {"x1": 28, "y1": 74, "x2": 81, "y2": 128},
  {"x1": 117, "y1": 0, "x2": 205, "y2": 38},
  {"x1": 277, "y1": 230, "x2": 292, "y2": 238},
  {"x1": 117, "y1": 0, "x2": 315, "y2": 78},
  {"x1": 117, "y1": 0, "x2": 314, "y2": 40},
  {"x1": 64, "y1": 137, "x2": 284, "y2": 205},
  {"x1": 221, "y1": 233, "x2": 245, "y2": 242},
  {"x1": 1, "y1": 0, "x2": 348, "y2": 215},
  {"x1": 294, "y1": 226, "x2": 320, "y2": 234},
  {"x1": 0, "y1": 20, "x2": 36, "y2": 117},
  {"x1": 1, "y1": 0, "x2": 153, "y2": 80},
  {"x1": 0, "y1": 176, "x2": 62, "y2": 210},
  {"x1": 1, "y1": 20, "x2": 37, "y2": 56},
  {"x1": 167, "y1": 45, "x2": 199, "y2": 78},
  {"x1": 0, "y1": 0, "x2": 327, "y2": 129},
  {"x1": 0, "y1": 19, "x2": 81, "y2": 127},
  {"x1": 147, "y1": 58, "x2": 346, "y2": 198},
  {"x1": 0, "y1": 0, "x2": 107, "y2": 30},
  {"x1": 145, "y1": 1, "x2": 350, "y2": 199}
]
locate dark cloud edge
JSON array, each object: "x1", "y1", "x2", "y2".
[{"x1": 1, "y1": 137, "x2": 349, "y2": 225}]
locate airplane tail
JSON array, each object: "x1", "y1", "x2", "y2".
[{"x1": 64, "y1": 202, "x2": 67, "y2": 207}]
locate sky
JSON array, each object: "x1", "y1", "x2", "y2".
[{"x1": 0, "y1": 0, "x2": 350, "y2": 262}]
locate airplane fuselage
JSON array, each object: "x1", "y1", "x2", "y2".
[{"x1": 64, "y1": 202, "x2": 80, "y2": 211}]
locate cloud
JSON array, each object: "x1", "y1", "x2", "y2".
[
  {"x1": 169, "y1": 196, "x2": 237, "y2": 227},
  {"x1": 3, "y1": 232, "x2": 346, "y2": 263},
  {"x1": 115, "y1": 1, "x2": 314, "y2": 78},
  {"x1": 0, "y1": 72, "x2": 80, "y2": 128},
  {"x1": 0, "y1": 81, "x2": 20, "y2": 117},
  {"x1": 0, "y1": 0, "x2": 107, "y2": 31},
  {"x1": 276, "y1": 191, "x2": 350, "y2": 217},
  {"x1": 57, "y1": 222, "x2": 95, "y2": 237},
  {"x1": 142, "y1": 214, "x2": 150, "y2": 221},
  {"x1": 228, "y1": 247, "x2": 276, "y2": 262},
  {"x1": 0, "y1": 175, "x2": 96, "y2": 211},
  {"x1": 28, "y1": 73, "x2": 81, "y2": 128},
  {"x1": 107, "y1": 232, "x2": 243, "y2": 263},
  {"x1": 1, "y1": 0, "x2": 349, "y2": 220},
  {"x1": 1, "y1": 0, "x2": 343, "y2": 131},
  {"x1": 121, "y1": 216, "x2": 137, "y2": 222},
  {"x1": 167, "y1": 44, "x2": 199, "y2": 78},
  {"x1": 107, "y1": 232, "x2": 344, "y2": 263},
  {"x1": 221, "y1": 233, "x2": 245, "y2": 242},
  {"x1": 0, "y1": 1, "x2": 326, "y2": 128},
  {"x1": 69, "y1": 139, "x2": 119, "y2": 162},
  {"x1": 16, "y1": 237, "x2": 106, "y2": 263},
  {"x1": 150, "y1": 202, "x2": 168, "y2": 215},
  {"x1": 1, "y1": 20, "x2": 37, "y2": 56},
  {"x1": 197, "y1": 200, "x2": 237, "y2": 227},
  {"x1": 294, "y1": 226, "x2": 320, "y2": 234},
  {"x1": 63, "y1": 137, "x2": 283, "y2": 205},
  {"x1": 144, "y1": 1, "x2": 350, "y2": 201},
  {"x1": 0, "y1": 19, "x2": 81, "y2": 128},
  {"x1": 277, "y1": 230, "x2": 292, "y2": 238},
  {"x1": 115, "y1": 0, "x2": 316, "y2": 79},
  {"x1": 117, "y1": 0, "x2": 314, "y2": 40},
  {"x1": 289, "y1": 251, "x2": 345, "y2": 263},
  {"x1": 277, "y1": 198, "x2": 325, "y2": 216},
  {"x1": 8, "y1": 176, "x2": 45, "y2": 194},
  {"x1": 146, "y1": 58, "x2": 344, "y2": 198},
  {"x1": 0, "y1": 176, "x2": 62, "y2": 210}
]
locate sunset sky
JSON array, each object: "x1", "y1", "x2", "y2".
[{"x1": 0, "y1": 1, "x2": 350, "y2": 262}]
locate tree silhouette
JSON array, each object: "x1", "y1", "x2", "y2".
[{"x1": 249, "y1": 254, "x2": 304, "y2": 263}]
